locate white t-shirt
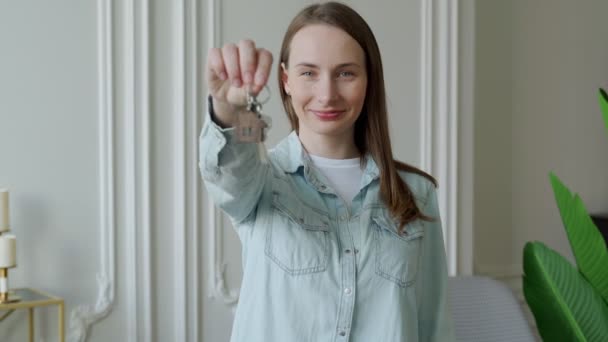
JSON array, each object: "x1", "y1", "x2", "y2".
[{"x1": 309, "y1": 154, "x2": 363, "y2": 206}]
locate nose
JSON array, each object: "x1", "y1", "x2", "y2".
[{"x1": 315, "y1": 75, "x2": 338, "y2": 103}]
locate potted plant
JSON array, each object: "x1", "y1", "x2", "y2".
[{"x1": 523, "y1": 88, "x2": 608, "y2": 341}]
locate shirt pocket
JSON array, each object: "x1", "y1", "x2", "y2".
[
  {"x1": 371, "y1": 213, "x2": 424, "y2": 288},
  {"x1": 265, "y1": 192, "x2": 331, "y2": 275}
]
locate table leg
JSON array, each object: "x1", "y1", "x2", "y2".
[
  {"x1": 0, "y1": 309, "x2": 15, "y2": 322},
  {"x1": 28, "y1": 308, "x2": 34, "y2": 342},
  {"x1": 59, "y1": 302, "x2": 65, "y2": 342}
]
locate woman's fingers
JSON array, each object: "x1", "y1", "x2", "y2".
[
  {"x1": 238, "y1": 39, "x2": 257, "y2": 86},
  {"x1": 222, "y1": 43, "x2": 242, "y2": 88},
  {"x1": 207, "y1": 41, "x2": 274, "y2": 105},
  {"x1": 207, "y1": 47, "x2": 227, "y2": 81},
  {"x1": 252, "y1": 48, "x2": 273, "y2": 95}
]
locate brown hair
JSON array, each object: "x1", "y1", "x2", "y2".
[{"x1": 278, "y1": 1, "x2": 437, "y2": 233}]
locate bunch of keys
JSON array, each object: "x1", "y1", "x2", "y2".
[{"x1": 235, "y1": 86, "x2": 272, "y2": 163}]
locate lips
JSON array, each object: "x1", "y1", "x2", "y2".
[{"x1": 311, "y1": 109, "x2": 345, "y2": 120}]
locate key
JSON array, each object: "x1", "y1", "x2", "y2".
[
  {"x1": 235, "y1": 88, "x2": 271, "y2": 163},
  {"x1": 235, "y1": 93, "x2": 266, "y2": 143}
]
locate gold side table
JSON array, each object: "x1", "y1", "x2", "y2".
[{"x1": 0, "y1": 288, "x2": 64, "y2": 342}]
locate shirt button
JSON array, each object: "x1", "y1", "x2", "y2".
[
  {"x1": 339, "y1": 331, "x2": 346, "y2": 337},
  {"x1": 344, "y1": 288, "x2": 352, "y2": 295},
  {"x1": 354, "y1": 248, "x2": 359, "y2": 254},
  {"x1": 345, "y1": 249, "x2": 351, "y2": 254},
  {"x1": 340, "y1": 215, "x2": 346, "y2": 221}
]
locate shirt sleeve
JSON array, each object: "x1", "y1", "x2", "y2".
[
  {"x1": 198, "y1": 96, "x2": 269, "y2": 224},
  {"x1": 415, "y1": 182, "x2": 455, "y2": 341}
]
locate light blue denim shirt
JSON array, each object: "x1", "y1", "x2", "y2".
[{"x1": 199, "y1": 100, "x2": 454, "y2": 342}]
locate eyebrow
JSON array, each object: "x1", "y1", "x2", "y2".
[{"x1": 293, "y1": 62, "x2": 362, "y2": 69}]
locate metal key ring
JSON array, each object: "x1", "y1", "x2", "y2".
[
  {"x1": 246, "y1": 85, "x2": 271, "y2": 105},
  {"x1": 256, "y1": 85, "x2": 271, "y2": 105}
]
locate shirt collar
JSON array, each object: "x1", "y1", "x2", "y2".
[
  {"x1": 271, "y1": 131, "x2": 381, "y2": 186},
  {"x1": 271, "y1": 131, "x2": 305, "y2": 173}
]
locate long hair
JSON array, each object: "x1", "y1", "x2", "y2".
[{"x1": 278, "y1": 2, "x2": 437, "y2": 233}]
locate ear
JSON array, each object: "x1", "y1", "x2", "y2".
[{"x1": 281, "y1": 62, "x2": 291, "y2": 95}]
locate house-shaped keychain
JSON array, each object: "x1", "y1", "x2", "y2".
[{"x1": 236, "y1": 110, "x2": 268, "y2": 143}]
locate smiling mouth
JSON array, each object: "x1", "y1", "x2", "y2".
[{"x1": 311, "y1": 110, "x2": 345, "y2": 120}]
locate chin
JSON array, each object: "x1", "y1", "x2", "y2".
[{"x1": 308, "y1": 123, "x2": 354, "y2": 137}]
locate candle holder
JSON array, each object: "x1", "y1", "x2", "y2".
[
  {"x1": 0, "y1": 267, "x2": 20, "y2": 303},
  {"x1": 0, "y1": 189, "x2": 20, "y2": 303}
]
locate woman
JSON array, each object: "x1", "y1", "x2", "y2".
[{"x1": 201, "y1": 2, "x2": 454, "y2": 341}]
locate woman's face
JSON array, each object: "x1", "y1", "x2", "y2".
[{"x1": 282, "y1": 24, "x2": 367, "y2": 142}]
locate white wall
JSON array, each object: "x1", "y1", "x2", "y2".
[
  {"x1": 0, "y1": 1, "x2": 101, "y2": 341},
  {"x1": 474, "y1": 0, "x2": 608, "y2": 297}
]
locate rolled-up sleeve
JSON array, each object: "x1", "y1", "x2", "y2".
[
  {"x1": 415, "y1": 182, "x2": 455, "y2": 341},
  {"x1": 198, "y1": 96, "x2": 269, "y2": 224}
]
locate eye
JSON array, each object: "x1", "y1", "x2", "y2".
[
  {"x1": 339, "y1": 71, "x2": 355, "y2": 77},
  {"x1": 300, "y1": 71, "x2": 314, "y2": 77}
]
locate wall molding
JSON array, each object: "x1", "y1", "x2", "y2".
[
  {"x1": 68, "y1": 0, "x2": 153, "y2": 341},
  {"x1": 123, "y1": 0, "x2": 153, "y2": 340},
  {"x1": 67, "y1": 1, "x2": 116, "y2": 341},
  {"x1": 174, "y1": 0, "x2": 203, "y2": 340},
  {"x1": 419, "y1": 0, "x2": 434, "y2": 177},
  {"x1": 420, "y1": 0, "x2": 474, "y2": 276},
  {"x1": 205, "y1": 0, "x2": 241, "y2": 310},
  {"x1": 173, "y1": 0, "x2": 188, "y2": 339},
  {"x1": 457, "y1": 0, "x2": 475, "y2": 276},
  {"x1": 186, "y1": 1, "x2": 202, "y2": 339}
]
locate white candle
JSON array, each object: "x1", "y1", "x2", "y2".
[
  {"x1": 0, "y1": 189, "x2": 9, "y2": 232},
  {"x1": 0, "y1": 235, "x2": 16, "y2": 268}
]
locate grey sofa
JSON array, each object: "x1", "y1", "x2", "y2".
[{"x1": 448, "y1": 275, "x2": 538, "y2": 342}]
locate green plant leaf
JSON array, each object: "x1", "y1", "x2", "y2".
[
  {"x1": 600, "y1": 88, "x2": 608, "y2": 135},
  {"x1": 523, "y1": 242, "x2": 608, "y2": 342},
  {"x1": 549, "y1": 172, "x2": 608, "y2": 304},
  {"x1": 549, "y1": 172, "x2": 576, "y2": 228}
]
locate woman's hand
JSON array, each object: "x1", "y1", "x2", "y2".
[{"x1": 206, "y1": 40, "x2": 273, "y2": 126}]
